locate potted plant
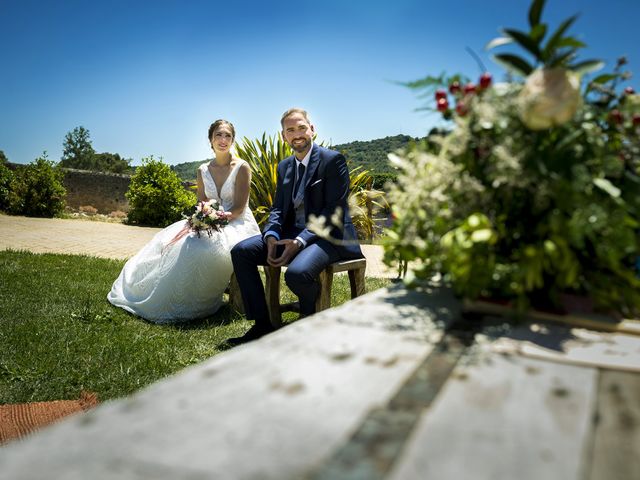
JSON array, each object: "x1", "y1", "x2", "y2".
[{"x1": 384, "y1": 0, "x2": 640, "y2": 320}]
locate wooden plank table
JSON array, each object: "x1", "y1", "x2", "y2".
[{"x1": 0, "y1": 286, "x2": 638, "y2": 479}]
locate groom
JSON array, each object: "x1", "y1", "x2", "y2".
[{"x1": 228, "y1": 108, "x2": 362, "y2": 345}]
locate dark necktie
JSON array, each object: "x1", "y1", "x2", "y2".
[{"x1": 293, "y1": 162, "x2": 305, "y2": 197}]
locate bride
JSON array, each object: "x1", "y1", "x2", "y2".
[{"x1": 108, "y1": 119, "x2": 260, "y2": 323}]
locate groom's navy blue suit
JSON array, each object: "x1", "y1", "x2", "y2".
[{"x1": 231, "y1": 143, "x2": 362, "y2": 328}]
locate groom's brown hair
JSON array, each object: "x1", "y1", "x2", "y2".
[{"x1": 280, "y1": 108, "x2": 311, "y2": 128}]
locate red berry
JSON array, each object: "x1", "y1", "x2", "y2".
[
  {"x1": 632, "y1": 114, "x2": 640, "y2": 126},
  {"x1": 479, "y1": 72, "x2": 492, "y2": 89},
  {"x1": 609, "y1": 109, "x2": 624, "y2": 124},
  {"x1": 455, "y1": 101, "x2": 468, "y2": 116},
  {"x1": 624, "y1": 86, "x2": 635, "y2": 95},
  {"x1": 436, "y1": 98, "x2": 449, "y2": 112},
  {"x1": 435, "y1": 89, "x2": 447, "y2": 100},
  {"x1": 463, "y1": 83, "x2": 476, "y2": 95},
  {"x1": 448, "y1": 81, "x2": 461, "y2": 94}
]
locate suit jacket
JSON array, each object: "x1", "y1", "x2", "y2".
[{"x1": 263, "y1": 143, "x2": 362, "y2": 259}]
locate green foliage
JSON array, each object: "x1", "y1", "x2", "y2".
[
  {"x1": 60, "y1": 126, "x2": 95, "y2": 170},
  {"x1": 332, "y1": 135, "x2": 420, "y2": 176},
  {"x1": 0, "y1": 157, "x2": 13, "y2": 212},
  {"x1": 125, "y1": 156, "x2": 196, "y2": 227},
  {"x1": 348, "y1": 166, "x2": 388, "y2": 240},
  {"x1": 235, "y1": 133, "x2": 383, "y2": 239},
  {"x1": 486, "y1": 0, "x2": 603, "y2": 76},
  {"x1": 8, "y1": 154, "x2": 66, "y2": 217},
  {"x1": 171, "y1": 160, "x2": 205, "y2": 182},
  {"x1": 59, "y1": 126, "x2": 132, "y2": 173},
  {"x1": 235, "y1": 133, "x2": 289, "y2": 227},
  {"x1": 369, "y1": 172, "x2": 398, "y2": 190},
  {"x1": 385, "y1": 0, "x2": 640, "y2": 316},
  {"x1": 91, "y1": 152, "x2": 132, "y2": 174},
  {"x1": 0, "y1": 250, "x2": 390, "y2": 403}
]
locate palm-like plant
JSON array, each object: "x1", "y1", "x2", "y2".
[
  {"x1": 235, "y1": 133, "x2": 287, "y2": 226},
  {"x1": 348, "y1": 166, "x2": 388, "y2": 240},
  {"x1": 235, "y1": 133, "x2": 384, "y2": 239}
]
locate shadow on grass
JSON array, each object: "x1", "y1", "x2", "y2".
[{"x1": 164, "y1": 304, "x2": 244, "y2": 331}]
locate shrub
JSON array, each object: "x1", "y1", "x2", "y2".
[
  {"x1": 8, "y1": 155, "x2": 66, "y2": 217},
  {"x1": 0, "y1": 162, "x2": 13, "y2": 212},
  {"x1": 125, "y1": 156, "x2": 196, "y2": 227}
]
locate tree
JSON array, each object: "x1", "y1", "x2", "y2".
[
  {"x1": 93, "y1": 152, "x2": 132, "y2": 174},
  {"x1": 60, "y1": 126, "x2": 95, "y2": 170},
  {"x1": 0, "y1": 152, "x2": 13, "y2": 211},
  {"x1": 59, "y1": 127, "x2": 133, "y2": 173}
]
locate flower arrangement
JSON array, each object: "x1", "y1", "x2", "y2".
[
  {"x1": 186, "y1": 199, "x2": 231, "y2": 237},
  {"x1": 385, "y1": 0, "x2": 640, "y2": 316}
]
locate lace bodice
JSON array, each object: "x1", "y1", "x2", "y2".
[{"x1": 199, "y1": 160, "x2": 247, "y2": 211}]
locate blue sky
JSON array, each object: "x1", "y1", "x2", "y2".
[{"x1": 1, "y1": 0, "x2": 638, "y2": 166}]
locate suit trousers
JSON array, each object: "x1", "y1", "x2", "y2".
[{"x1": 230, "y1": 234, "x2": 341, "y2": 326}]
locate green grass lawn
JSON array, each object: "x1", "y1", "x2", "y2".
[{"x1": 0, "y1": 250, "x2": 390, "y2": 404}]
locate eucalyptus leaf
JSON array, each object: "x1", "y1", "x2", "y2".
[
  {"x1": 593, "y1": 178, "x2": 621, "y2": 198},
  {"x1": 542, "y1": 14, "x2": 579, "y2": 61},
  {"x1": 555, "y1": 37, "x2": 586, "y2": 49},
  {"x1": 590, "y1": 73, "x2": 619, "y2": 84},
  {"x1": 548, "y1": 48, "x2": 577, "y2": 67},
  {"x1": 485, "y1": 36, "x2": 513, "y2": 51},
  {"x1": 503, "y1": 28, "x2": 541, "y2": 58},
  {"x1": 570, "y1": 59, "x2": 605, "y2": 75},
  {"x1": 528, "y1": 0, "x2": 545, "y2": 27},
  {"x1": 493, "y1": 54, "x2": 534, "y2": 76},
  {"x1": 530, "y1": 24, "x2": 547, "y2": 43}
]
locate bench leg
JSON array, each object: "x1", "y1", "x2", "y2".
[
  {"x1": 315, "y1": 269, "x2": 333, "y2": 312},
  {"x1": 348, "y1": 267, "x2": 366, "y2": 299},
  {"x1": 264, "y1": 266, "x2": 282, "y2": 328},
  {"x1": 228, "y1": 272, "x2": 244, "y2": 314}
]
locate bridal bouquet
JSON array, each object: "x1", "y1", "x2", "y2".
[
  {"x1": 185, "y1": 199, "x2": 231, "y2": 237},
  {"x1": 385, "y1": 0, "x2": 640, "y2": 316}
]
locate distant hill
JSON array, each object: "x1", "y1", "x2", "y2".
[
  {"x1": 171, "y1": 134, "x2": 424, "y2": 185},
  {"x1": 332, "y1": 134, "x2": 422, "y2": 175},
  {"x1": 171, "y1": 160, "x2": 208, "y2": 182}
]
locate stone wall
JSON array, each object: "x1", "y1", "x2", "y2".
[
  {"x1": 7, "y1": 163, "x2": 194, "y2": 215},
  {"x1": 62, "y1": 168, "x2": 131, "y2": 214}
]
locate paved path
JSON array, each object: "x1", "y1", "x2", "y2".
[{"x1": 0, "y1": 214, "x2": 397, "y2": 278}]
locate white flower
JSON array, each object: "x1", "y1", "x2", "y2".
[{"x1": 519, "y1": 68, "x2": 582, "y2": 130}]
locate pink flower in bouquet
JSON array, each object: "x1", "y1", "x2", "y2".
[{"x1": 187, "y1": 200, "x2": 230, "y2": 237}]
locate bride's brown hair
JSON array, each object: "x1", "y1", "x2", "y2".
[{"x1": 208, "y1": 119, "x2": 236, "y2": 142}]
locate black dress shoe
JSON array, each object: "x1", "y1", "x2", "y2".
[{"x1": 225, "y1": 323, "x2": 274, "y2": 346}]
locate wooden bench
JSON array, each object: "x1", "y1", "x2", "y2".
[{"x1": 229, "y1": 257, "x2": 367, "y2": 327}]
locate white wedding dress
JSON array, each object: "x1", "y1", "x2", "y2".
[{"x1": 108, "y1": 160, "x2": 260, "y2": 323}]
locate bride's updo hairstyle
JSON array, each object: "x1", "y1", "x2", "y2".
[{"x1": 208, "y1": 119, "x2": 236, "y2": 142}]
